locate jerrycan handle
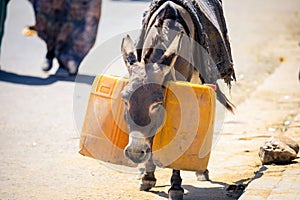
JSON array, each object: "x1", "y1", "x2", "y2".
[
  {"x1": 92, "y1": 81, "x2": 114, "y2": 98},
  {"x1": 90, "y1": 75, "x2": 127, "y2": 99},
  {"x1": 91, "y1": 77, "x2": 114, "y2": 98}
]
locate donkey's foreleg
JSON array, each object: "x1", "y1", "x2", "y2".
[
  {"x1": 168, "y1": 170, "x2": 184, "y2": 200},
  {"x1": 139, "y1": 155, "x2": 157, "y2": 191}
]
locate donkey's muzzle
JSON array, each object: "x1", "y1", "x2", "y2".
[
  {"x1": 124, "y1": 132, "x2": 151, "y2": 163},
  {"x1": 124, "y1": 145, "x2": 151, "y2": 164}
]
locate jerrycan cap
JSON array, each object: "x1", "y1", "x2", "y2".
[{"x1": 204, "y1": 84, "x2": 217, "y2": 91}]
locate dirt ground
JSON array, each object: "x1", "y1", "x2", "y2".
[{"x1": 0, "y1": 0, "x2": 300, "y2": 199}]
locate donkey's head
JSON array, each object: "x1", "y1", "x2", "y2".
[{"x1": 121, "y1": 32, "x2": 183, "y2": 163}]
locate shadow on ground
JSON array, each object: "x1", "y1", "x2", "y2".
[
  {"x1": 147, "y1": 179, "x2": 245, "y2": 200},
  {"x1": 149, "y1": 184, "x2": 229, "y2": 200},
  {"x1": 0, "y1": 70, "x2": 95, "y2": 85}
]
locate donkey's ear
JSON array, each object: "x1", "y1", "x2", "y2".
[
  {"x1": 157, "y1": 31, "x2": 184, "y2": 80},
  {"x1": 121, "y1": 35, "x2": 138, "y2": 73}
]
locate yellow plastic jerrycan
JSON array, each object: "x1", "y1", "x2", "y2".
[
  {"x1": 79, "y1": 75, "x2": 137, "y2": 167},
  {"x1": 79, "y1": 75, "x2": 216, "y2": 171},
  {"x1": 152, "y1": 81, "x2": 216, "y2": 171}
]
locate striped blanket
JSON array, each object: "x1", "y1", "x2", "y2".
[{"x1": 137, "y1": 0, "x2": 236, "y2": 87}]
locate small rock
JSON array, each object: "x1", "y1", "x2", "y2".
[
  {"x1": 281, "y1": 127, "x2": 287, "y2": 132},
  {"x1": 90, "y1": 171, "x2": 95, "y2": 176},
  {"x1": 279, "y1": 56, "x2": 285, "y2": 63},
  {"x1": 283, "y1": 120, "x2": 291, "y2": 126},
  {"x1": 259, "y1": 136, "x2": 298, "y2": 165},
  {"x1": 268, "y1": 127, "x2": 276, "y2": 132},
  {"x1": 276, "y1": 135, "x2": 299, "y2": 154}
]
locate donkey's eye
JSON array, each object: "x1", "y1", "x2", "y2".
[
  {"x1": 122, "y1": 99, "x2": 130, "y2": 109},
  {"x1": 150, "y1": 101, "x2": 163, "y2": 112}
]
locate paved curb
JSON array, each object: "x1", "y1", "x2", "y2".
[{"x1": 236, "y1": 58, "x2": 300, "y2": 200}]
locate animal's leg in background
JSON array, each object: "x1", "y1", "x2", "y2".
[
  {"x1": 136, "y1": 164, "x2": 145, "y2": 180},
  {"x1": 195, "y1": 169, "x2": 210, "y2": 181},
  {"x1": 169, "y1": 170, "x2": 184, "y2": 200},
  {"x1": 139, "y1": 155, "x2": 156, "y2": 191}
]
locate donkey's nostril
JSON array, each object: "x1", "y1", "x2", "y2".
[
  {"x1": 124, "y1": 148, "x2": 130, "y2": 159},
  {"x1": 140, "y1": 150, "x2": 149, "y2": 159}
]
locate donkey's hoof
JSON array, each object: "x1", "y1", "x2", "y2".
[
  {"x1": 139, "y1": 179, "x2": 156, "y2": 191},
  {"x1": 196, "y1": 169, "x2": 209, "y2": 181},
  {"x1": 168, "y1": 189, "x2": 184, "y2": 200}
]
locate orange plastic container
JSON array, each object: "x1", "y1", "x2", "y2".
[
  {"x1": 152, "y1": 81, "x2": 216, "y2": 171},
  {"x1": 79, "y1": 75, "x2": 137, "y2": 167},
  {"x1": 79, "y1": 75, "x2": 216, "y2": 171}
]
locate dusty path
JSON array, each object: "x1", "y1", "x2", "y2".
[{"x1": 0, "y1": 0, "x2": 299, "y2": 199}]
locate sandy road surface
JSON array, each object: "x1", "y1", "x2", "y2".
[{"x1": 0, "y1": 0, "x2": 300, "y2": 199}]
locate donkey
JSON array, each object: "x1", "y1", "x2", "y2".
[{"x1": 121, "y1": 1, "x2": 234, "y2": 199}]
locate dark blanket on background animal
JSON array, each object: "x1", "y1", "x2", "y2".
[{"x1": 137, "y1": 0, "x2": 236, "y2": 87}]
